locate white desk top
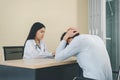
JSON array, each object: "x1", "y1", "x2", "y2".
[{"x1": 0, "y1": 57, "x2": 77, "y2": 69}]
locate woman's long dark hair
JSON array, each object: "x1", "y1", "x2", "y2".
[
  {"x1": 26, "y1": 22, "x2": 45, "y2": 40},
  {"x1": 23, "y1": 22, "x2": 45, "y2": 56}
]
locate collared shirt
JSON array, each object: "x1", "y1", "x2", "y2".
[
  {"x1": 55, "y1": 34, "x2": 113, "y2": 80},
  {"x1": 23, "y1": 40, "x2": 53, "y2": 59}
]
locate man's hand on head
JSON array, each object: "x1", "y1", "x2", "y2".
[
  {"x1": 63, "y1": 29, "x2": 79, "y2": 41},
  {"x1": 67, "y1": 27, "x2": 79, "y2": 33}
]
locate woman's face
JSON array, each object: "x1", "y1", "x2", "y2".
[{"x1": 35, "y1": 27, "x2": 45, "y2": 41}]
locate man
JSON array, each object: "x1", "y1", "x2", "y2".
[{"x1": 55, "y1": 27, "x2": 113, "y2": 80}]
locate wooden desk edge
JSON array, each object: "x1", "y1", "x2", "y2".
[{"x1": 0, "y1": 58, "x2": 77, "y2": 69}]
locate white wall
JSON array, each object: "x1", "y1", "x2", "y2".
[{"x1": 0, "y1": 0, "x2": 88, "y2": 60}]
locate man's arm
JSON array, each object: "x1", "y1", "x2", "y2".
[{"x1": 55, "y1": 37, "x2": 80, "y2": 61}]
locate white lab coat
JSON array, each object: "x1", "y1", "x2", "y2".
[
  {"x1": 55, "y1": 34, "x2": 113, "y2": 80},
  {"x1": 23, "y1": 40, "x2": 53, "y2": 59}
]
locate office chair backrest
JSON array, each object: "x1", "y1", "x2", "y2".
[{"x1": 3, "y1": 46, "x2": 24, "y2": 60}]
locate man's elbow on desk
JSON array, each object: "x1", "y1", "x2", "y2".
[{"x1": 55, "y1": 55, "x2": 65, "y2": 62}]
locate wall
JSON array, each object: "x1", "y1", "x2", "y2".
[
  {"x1": 77, "y1": 0, "x2": 88, "y2": 33},
  {"x1": 0, "y1": 0, "x2": 88, "y2": 60}
]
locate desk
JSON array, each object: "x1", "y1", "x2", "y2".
[{"x1": 0, "y1": 57, "x2": 79, "y2": 80}]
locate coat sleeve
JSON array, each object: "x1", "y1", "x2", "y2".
[{"x1": 23, "y1": 40, "x2": 52, "y2": 59}]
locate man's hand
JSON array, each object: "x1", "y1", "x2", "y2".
[
  {"x1": 63, "y1": 28, "x2": 79, "y2": 41},
  {"x1": 67, "y1": 27, "x2": 79, "y2": 33},
  {"x1": 52, "y1": 52, "x2": 55, "y2": 57}
]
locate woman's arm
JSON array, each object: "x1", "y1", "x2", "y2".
[{"x1": 23, "y1": 40, "x2": 52, "y2": 59}]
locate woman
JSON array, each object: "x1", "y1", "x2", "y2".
[{"x1": 23, "y1": 22, "x2": 54, "y2": 59}]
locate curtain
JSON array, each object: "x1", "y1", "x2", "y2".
[
  {"x1": 88, "y1": 0, "x2": 106, "y2": 42},
  {"x1": 88, "y1": 0, "x2": 120, "y2": 72}
]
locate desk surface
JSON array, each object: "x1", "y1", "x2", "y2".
[{"x1": 0, "y1": 57, "x2": 77, "y2": 69}]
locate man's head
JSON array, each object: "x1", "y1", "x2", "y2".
[
  {"x1": 67, "y1": 27, "x2": 79, "y2": 32},
  {"x1": 61, "y1": 32, "x2": 79, "y2": 44},
  {"x1": 60, "y1": 27, "x2": 80, "y2": 44}
]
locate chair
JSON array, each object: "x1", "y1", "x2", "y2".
[
  {"x1": 116, "y1": 68, "x2": 120, "y2": 80},
  {"x1": 3, "y1": 46, "x2": 24, "y2": 60},
  {"x1": 118, "y1": 67, "x2": 120, "y2": 80},
  {"x1": 113, "y1": 66, "x2": 120, "y2": 80},
  {"x1": 73, "y1": 66, "x2": 120, "y2": 80}
]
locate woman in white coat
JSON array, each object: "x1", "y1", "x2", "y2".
[{"x1": 23, "y1": 22, "x2": 54, "y2": 59}]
